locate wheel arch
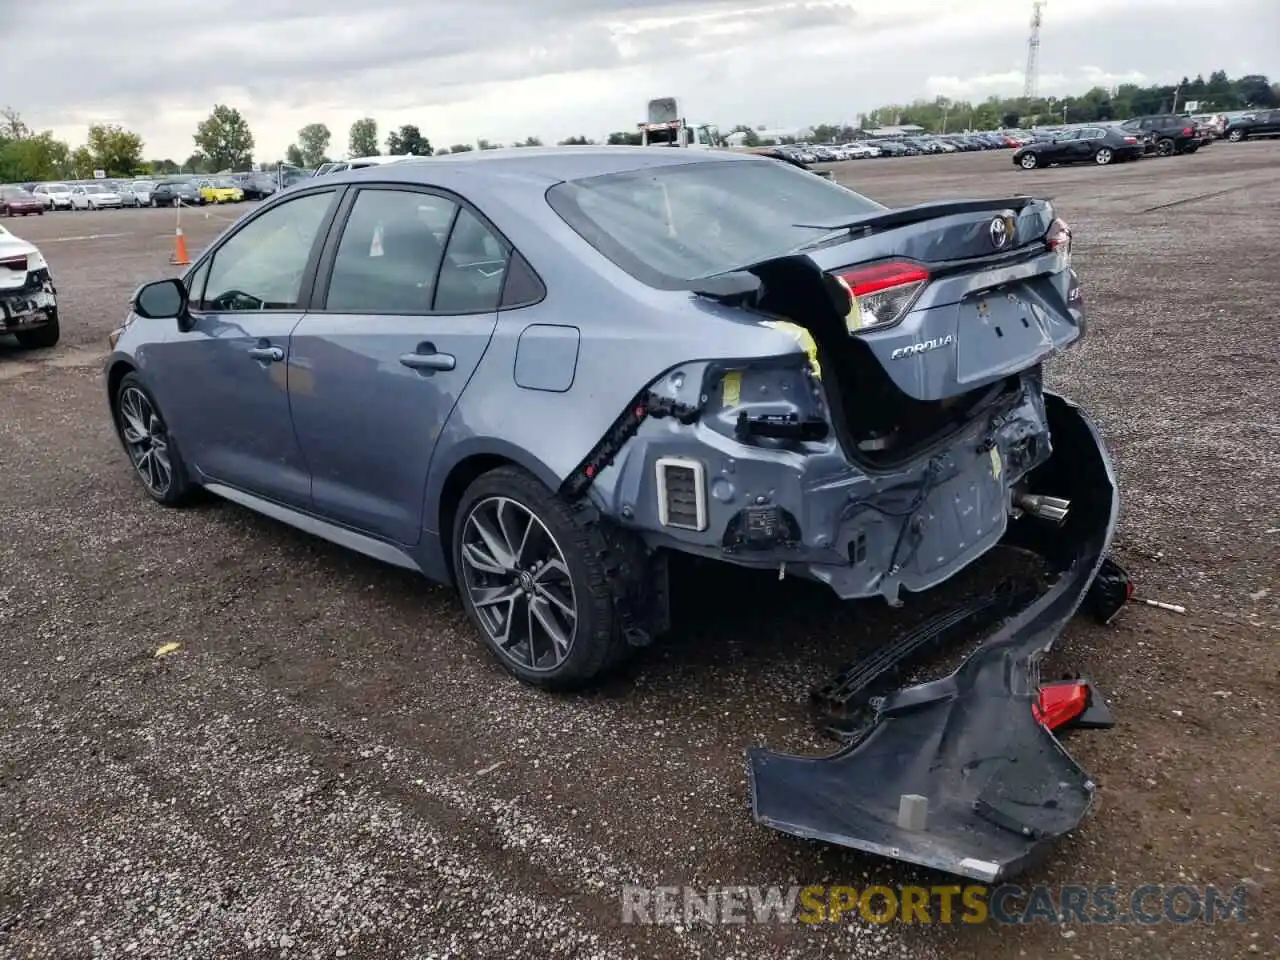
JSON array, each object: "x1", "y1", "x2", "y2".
[
  {"x1": 105, "y1": 357, "x2": 136, "y2": 411},
  {"x1": 429, "y1": 439, "x2": 564, "y2": 582}
]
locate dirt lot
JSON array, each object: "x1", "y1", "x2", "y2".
[{"x1": 1, "y1": 144, "x2": 1277, "y2": 960}]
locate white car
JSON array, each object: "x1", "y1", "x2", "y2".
[
  {"x1": 70, "y1": 184, "x2": 122, "y2": 210},
  {"x1": 129, "y1": 181, "x2": 155, "y2": 205},
  {"x1": 0, "y1": 223, "x2": 58, "y2": 348},
  {"x1": 311, "y1": 154, "x2": 419, "y2": 177},
  {"x1": 33, "y1": 182, "x2": 73, "y2": 210},
  {"x1": 847, "y1": 143, "x2": 882, "y2": 159}
]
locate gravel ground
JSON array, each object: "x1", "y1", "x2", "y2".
[{"x1": 1, "y1": 144, "x2": 1276, "y2": 960}]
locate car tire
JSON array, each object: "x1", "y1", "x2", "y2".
[
  {"x1": 1227, "y1": 129, "x2": 1244, "y2": 142},
  {"x1": 1019, "y1": 153, "x2": 1039, "y2": 169},
  {"x1": 112, "y1": 373, "x2": 197, "y2": 507},
  {"x1": 14, "y1": 308, "x2": 59, "y2": 349},
  {"x1": 1094, "y1": 147, "x2": 1114, "y2": 165},
  {"x1": 1156, "y1": 138, "x2": 1175, "y2": 157},
  {"x1": 451, "y1": 465, "x2": 634, "y2": 690}
]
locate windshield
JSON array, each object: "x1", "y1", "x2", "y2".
[
  {"x1": 214, "y1": 178, "x2": 237, "y2": 187},
  {"x1": 45, "y1": 183, "x2": 70, "y2": 192},
  {"x1": 1, "y1": 187, "x2": 30, "y2": 198},
  {"x1": 84, "y1": 185, "x2": 105, "y2": 193},
  {"x1": 547, "y1": 158, "x2": 884, "y2": 289},
  {"x1": 133, "y1": 181, "x2": 154, "y2": 190}
]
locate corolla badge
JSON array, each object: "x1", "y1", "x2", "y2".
[
  {"x1": 989, "y1": 215, "x2": 1013, "y2": 249},
  {"x1": 890, "y1": 335, "x2": 954, "y2": 360}
]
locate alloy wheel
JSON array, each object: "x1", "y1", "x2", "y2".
[
  {"x1": 118, "y1": 386, "x2": 173, "y2": 496},
  {"x1": 1020, "y1": 154, "x2": 1037, "y2": 169},
  {"x1": 1095, "y1": 148, "x2": 1113, "y2": 165},
  {"x1": 1157, "y1": 139, "x2": 1175, "y2": 156},
  {"x1": 459, "y1": 496, "x2": 578, "y2": 672}
]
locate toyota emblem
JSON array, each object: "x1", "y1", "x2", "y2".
[{"x1": 989, "y1": 216, "x2": 1011, "y2": 249}]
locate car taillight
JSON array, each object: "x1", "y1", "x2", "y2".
[
  {"x1": 1124, "y1": 136, "x2": 1138, "y2": 144},
  {"x1": 834, "y1": 261, "x2": 930, "y2": 332},
  {"x1": 1045, "y1": 218, "x2": 1071, "y2": 258},
  {"x1": 0, "y1": 255, "x2": 27, "y2": 271},
  {"x1": 1182, "y1": 127, "x2": 1193, "y2": 136}
]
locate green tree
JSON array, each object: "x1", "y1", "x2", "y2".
[
  {"x1": 558, "y1": 135, "x2": 594, "y2": 145},
  {"x1": 182, "y1": 152, "x2": 208, "y2": 174},
  {"x1": 385, "y1": 124, "x2": 431, "y2": 155},
  {"x1": 605, "y1": 131, "x2": 642, "y2": 145},
  {"x1": 0, "y1": 131, "x2": 72, "y2": 181},
  {"x1": 193, "y1": 104, "x2": 255, "y2": 171},
  {"x1": 149, "y1": 158, "x2": 180, "y2": 175},
  {"x1": 513, "y1": 136, "x2": 542, "y2": 147},
  {"x1": 285, "y1": 144, "x2": 306, "y2": 167},
  {"x1": 348, "y1": 117, "x2": 378, "y2": 157},
  {"x1": 447, "y1": 143, "x2": 475, "y2": 153},
  {"x1": 476, "y1": 139, "x2": 500, "y2": 150},
  {"x1": 1, "y1": 106, "x2": 30, "y2": 140},
  {"x1": 86, "y1": 123, "x2": 144, "y2": 175},
  {"x1": 296, "y1": 123, "x2": 331, "y2": 166},
  {"x1": 70, "y1": 146, "x2": 94, "y2": 178},
  {"x1": 729, "y1": 125, "x2": 760, "y2": 146}
]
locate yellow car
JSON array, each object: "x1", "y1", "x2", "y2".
[{"x1": 196, "y1": 178, "x2": 244, "y2": 203}]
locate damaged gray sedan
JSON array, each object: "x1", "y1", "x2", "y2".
[{"x1": 108, "y1": 147, "x2": 1118, "y2": 881}]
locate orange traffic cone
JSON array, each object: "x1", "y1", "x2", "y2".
[{"x1": 169, "y1": 225, "x2": 190, "y2": 266}]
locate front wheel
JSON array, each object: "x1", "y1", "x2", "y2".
[
  {"x1": 1094, "y1": 147, "x2": 1114, "y2": 165},
  {"x1": 1228, "y1": 129, "x2": 1244, "y2": 142},
  {"x1": 1019, "y1": 152, "x2": 1039, "y2": 169},
  {"x1": 452, "y1": 465, "x2": 633, "y2": 689},
  {"x1": 1156, "y1": 138, "x2": 1175, "y2": 157},
  {"x1": 112, "y1": 374, "x2": 197, "y2": 506}
]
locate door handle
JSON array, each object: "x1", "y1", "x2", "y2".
[
  {"x1": 248, "y1": 345, "x2": 284, "y2": 362},
  {"x1": 399, "y1": 344, "x2": 456, "y2": 372}
]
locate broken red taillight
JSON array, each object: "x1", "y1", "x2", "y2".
[
  {"x1": 0, "y1": 255, "x2": 28, "y2": 271},
  {"x1": 1033, "y1": 680, "x2": 1090, "y2": 731},
  {"x1": 834, "y1": 261, "x2": 930, "y2": 332},
  {"x1": 1123, "y1": 135, "x2": 1138, "y2": 144}
]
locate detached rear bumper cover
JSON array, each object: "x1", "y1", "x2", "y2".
[{"x1": 747, "y1": 392, "x2": 1117, "y2": 883}]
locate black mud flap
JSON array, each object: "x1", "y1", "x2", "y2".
[{"x1": 747, "y1": 393, "x2": 1118, "y2": 883}]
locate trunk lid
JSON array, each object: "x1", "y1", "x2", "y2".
[{"x1": 798, "y1": 197, "x2": 1083, "y2": 403}]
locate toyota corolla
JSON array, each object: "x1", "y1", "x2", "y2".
[{"x1": 105, "y1": 148, "x2": 1119, "y2": 881}]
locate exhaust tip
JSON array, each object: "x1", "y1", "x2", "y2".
[{"x1": 1014, "y1": 492, "x2": 1071, "y2": 525}]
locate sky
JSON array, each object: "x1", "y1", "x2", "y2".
[{"x1": 6, "y1": 0, "x2": 1277, "y2": 161}]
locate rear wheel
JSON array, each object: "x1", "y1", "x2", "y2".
[
  {"x1": 452, "y1": 465, "x2": 634, "y2": 689},
  {"x1": 1094, "y1": 147, "x2": 1114, "y2": 165},
  {"x1": 1227, "y1": 129, "x2": 1244, "y2": 142},
  {"x1": 14, "y1": 309, "x2": 59, "y2": 349},
  {"x1": 1156, "y1": 138, "x2": 1176, "y2": 157},
  {"x1": 1019, "y1": 153, "x2": 1039, "y2": 169}
]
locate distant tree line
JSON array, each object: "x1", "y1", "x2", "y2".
[{"x1": 3, "y1": 70, "x2": 1275, "y2": 182}]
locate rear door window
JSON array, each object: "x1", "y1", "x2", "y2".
[{"x1": 323, "y1": 189, "x2": 455, "y2": 314}]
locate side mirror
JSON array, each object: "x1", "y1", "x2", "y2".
[{"x1": 133, "y1": 277, "x2": 188, "y2": 321}]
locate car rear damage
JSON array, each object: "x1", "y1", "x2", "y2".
[{"x1": 557, "y1": 190, "x2": 1117, "y2": 880}]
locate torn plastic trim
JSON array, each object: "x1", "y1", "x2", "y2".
[{"x1": 746, "y1": 391, "x2": 1118, "y2": 883}]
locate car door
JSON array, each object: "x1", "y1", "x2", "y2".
[
  {"x1": 287, "y1": 185, "x2": 506, "y2": 545},
  {"x1": 147, "y1": 187, "x2": 343, "y2": 509}
]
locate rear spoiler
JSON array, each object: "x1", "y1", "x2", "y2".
[{"x1": 793, "y1": 196, "x2": 1040, "y2": 233}]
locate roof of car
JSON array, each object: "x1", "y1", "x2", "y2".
[{"x1": 329, "y1": 146, "x2": 757, "y2": 187}]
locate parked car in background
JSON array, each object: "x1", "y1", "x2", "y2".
[
  {"x1": 130, "y1": 181, "x2": 156, "y2": 205},
  {"x1": 310, "y1": 155, "x2": 417, "y2": 177},
  {"x1": 70, "y1": 184, "x2": 123, "y2": 210},
  {"x1": 1188, "y1": 113, "x2": 1227, "y2": 139},
  {"x1": 1223, "y1": 109, "x2": 1280, "y2": 141},
  {"x1": 149, "y1": 180, "x2": 204, "y2": 207},
  {"x1": 116, "y1": 183, "x2": 145, "y2": 207},
  {"x1": 0, "y1": 222, "x2": 58, "y2": 348},
  {"x1": 1013, "y1": 126, "x2": 1145, "y2": 169},
  {"x1": 235, "y1": 173, "x2": 279, "y2": 200},
  {"x1": 1117, "y1": 115, "x2": 1200, "y2": 155},
  {"x1": 32, "y1": 183, "x2": 73, "y2": 210},
  {"x1": 197, "y1": 177, "x2": 245, "y2": 204},
  {"x1": 0, "y1": 186, "x2": 46, "y2": 217}
]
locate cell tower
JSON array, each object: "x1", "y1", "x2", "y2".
[{"x1": 1023, "y1": 0, "x2": 1046, "y2": 101}]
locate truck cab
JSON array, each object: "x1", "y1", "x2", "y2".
[{"x1": 638, "y1": 120, "x2": 720, "y2": 148}]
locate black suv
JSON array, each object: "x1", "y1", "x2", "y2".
[
  {"x1": 1224, "y1": 110, "x2": 1280, "y2": 142},
  {"x1": 1118, "y1": 115, "x2": 1201, "y2": 156}
]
